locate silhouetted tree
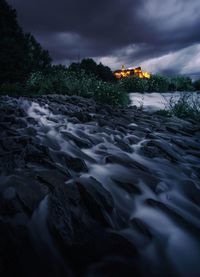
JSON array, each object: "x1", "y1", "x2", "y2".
[
  {"x1": 97, "y1": 62, "x2": 115, "y2": 82},
  {"x1": 0, "y1": 0, "x2": 27, "y2": 83},
  {"x1": 25, "y1": 33, "x2": 52, "y2": 74},
  {"x1": 0, "y1": 0, "x2": 51, "y2": 84},
  {"x1": 68, "y1": 58, "x2": 115, "y2": 82}
]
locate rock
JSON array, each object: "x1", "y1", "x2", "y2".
[
  {"x1": 145, "y1": 139, "x2": 182, "y2": 162},
  {"x1": 86, "y1": 256, "x2": 140, "y2": 277},
  {"x1": 16, "y1": 178, "x2": 48, "y2": 214},
  {"x1": 61, "y1": 131, "x2": 92, "y2": 148},
  {"x1": 114, "y1": 137, "x2": 133, "y2": 153},
  {"x1": 114, "y1": 180, "x2": 141, "y2": 195},
  {"x1": 76, "y1": 176, "x2": 115, "y2": 226},
  {"x1": 43, "y1": 135, "x2": 61, "y2": 151},
  {"x1": 35, "y1": 169, "x2": 70, "y2": 189},
  {"x1": 130, "y1": 217, "x2": 152, "y2": 239}
]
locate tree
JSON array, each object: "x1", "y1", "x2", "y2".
[
  {"x1": 0, "y1": 0, "x2": 51, "y2": 85},
  {"x1": 25, "y1": 33, "x2": 52, "y2": 74},
  {"x1": 0, "y1": 0, "x2": 27, "y2": 83},
  {"x1": 68, "y1": 58, "x2": 115, "y2": 82},
  {"x1": 97, "y1": 62, "x2": 115, "y2": 82}
]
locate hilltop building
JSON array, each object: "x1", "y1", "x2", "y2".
[{"x1": 114, "y1": 65, "x2": 151, "y2": 79}]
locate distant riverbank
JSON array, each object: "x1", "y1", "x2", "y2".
[{"x1": 129, "y1": 91, "x2": 200, "y2": 111}]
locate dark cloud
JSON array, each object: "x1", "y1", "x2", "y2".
[{"x1": 7, "y1": 0, "x2": 200, "y2": 74}]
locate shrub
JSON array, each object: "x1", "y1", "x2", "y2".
[
  {"x1": 94, "y1": 82, "x2": 129, "y2": 106},
  {"x1": 0, "y1": 82, "x2": 26, "y2": 95},
  {"x1": 68, "y1": 58, "x2": 115, "y2": 82},
  {"x1": 169, "y1": 76, "x2": 193, "y2": 91},
  {"x1": 26, "y1": 69, "x2": 129, "y2": 106},
  {"x1": 161, "y1": 93, "x2": 200, "y2": 120},
  {"x1": 119, "y1": 76, "x2": 149, "y2": 92},
  {"x1": 148, "y1": 74, "x2": 170, "y2": 92},
  {"x1": 193, "y1": 79, "x2": 200, "y2": 91}
]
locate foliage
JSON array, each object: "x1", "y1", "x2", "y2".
[
  {"x1": 169, "y1": 76, "x2": 193, "y2": 91},
  {"x1": 0, "y1": 0, "x2": 27, "y2": 84},
  {"x1": 0, "y1": 82, "x2": 24, "y2": 95},
  {"x1": 193, "y1": 79, "x2": 200, "y2": 91},
  {"x1": 26, "y1": 69, "x2": 129, "y2": 106},
  {"x1": 118, "y1": 74, "x2": 196, "y2": 93},
  {"x1": 155, "y1": 109, "x2": 171, "y2": 117},
  {"x1": 93, "y1": 82, "x2": 129, "y2": 106},
  {"x1": 148, "y1": 74, "x2": 170, "y2": 92},
  {"x1": 119, "y1": 76, "x2": 149, "y2": 92},
  {"x1": 68, "y1": 58, "x2": 115, "y2": 82},
  {"x1": 160, "y1": 93, "x2": 200, "y2": 120},
  {"x1": 0, "y1": 0, "x2": 51, "y2": 85},
  {"x1": 25, "y1": 33, "x2": 52, "y2": 74}
]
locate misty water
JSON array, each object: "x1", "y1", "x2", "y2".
[{"x1": 0, "y1": 95, "x2": 200, "y2": 276}]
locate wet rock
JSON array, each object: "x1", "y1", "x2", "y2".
[
  {"x1": 35, "y1": 169, "x2": 70, "y2": 189},
  {"x1": 146, "y1": 140, "x2": 182, "y2": 162},
  {"x1": 25, "y1": 126, "x2": 37, "y2": 136},
  {"x1": 86, "y1": 256, "x2": 140, "y2": 277},
  {"x1": 114, "y1": 137, "x2": 133, "y2": 153},
  {"x1": 61, "y1": 131, "x2": 92, "y2": 148},
  {"x1": 76, "y1": 176, "x2": 115, "y2": 226},
  {"x1": 181, "y1": 180, "x2": 200, "y2": 205},
  {"x1": 114, "y1": 180, "x2": 141, "y2": 195},
  {"x1": 1, "y1": 95, "x2": 200, "y2": 276},
  {"x1": 155, "y1": 182, "x2": 170, "y2": 194},
  {"x1": 72, "y1": 111, "x2": 92, "y2": 122},
  {"x1": 105, "y1": 153, "x2": 150, "y2": 173},
  {"x1": 16, "y1": 179, "x2": 48, "y2": 214},
  {"x1": 130, "y1": 217, "x2": 152, "y2": 239},
  {"x1": 65, "y1": 154, "x2": 88, "y2": 172},
  {"x1": 0, "y1": 189, "x2": 22, "y2": 216},
  {"x1": 43, "y1": 135, "x2": 61, "y2": 151},
  {"x1": 24, "y1": 144, "x2": 46, "y2": 163}
]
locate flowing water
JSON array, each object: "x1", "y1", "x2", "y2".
[{"x1": 0, "y1": 95, "x2": 200, "y2": 276}]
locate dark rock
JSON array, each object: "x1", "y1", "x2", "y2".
[
  {"x1": 114, "y1": 180, "x2": 141, "y2": 195},
  {"x1": 86, "y1": 256, "x2": 140, "y2": 277},
  {"x1": 130, "y1": 218, "x2": 152, "y2": 239},
  {"x1": 76, "y1": 176, "x2": 114, "y2": 226},
  {"x1": 114, "y1": 137, "x2": 133, "y2": 153},
  {"x1": 61, "y1": 131, "x2": 92, "y2": 148}
]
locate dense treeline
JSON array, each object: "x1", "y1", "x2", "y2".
[
  {"x1": 68, "y1": 58, "x2": 115, "y2": 82},
  {"x1": 119, "y1": 74, "x2": 195, "y2": 93},
  {"x1": 0, "y1": 0, "x2": 51, "y2": 84}
]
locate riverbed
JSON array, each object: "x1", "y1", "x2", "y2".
[{"x1": 0, "y1": 95, "x2": 200, "y2": 276}]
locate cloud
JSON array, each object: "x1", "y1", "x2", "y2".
[{"x1": 7, "y1": 0, "x2": 200, "y2": 75}]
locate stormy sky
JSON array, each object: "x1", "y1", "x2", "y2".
[{"x1": 8, "y1": 0, "x2": 200, "y2": 76}]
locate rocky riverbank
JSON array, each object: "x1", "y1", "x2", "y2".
[{"x1": 0, "y1": 95, "x2": 200, "y2": 276}]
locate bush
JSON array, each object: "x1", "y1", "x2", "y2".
[
  {"x1": 0, "y1": 83, "x2": 26, "y2": 95},
  {"x1": 169, "y1": 76, "x2": 193, "y2": 91},
  {"x1": 161, "y1": 93, "x2": 200, "y2": 120},
  {"x1": 68, "y1": 58, "x2": 115, "y2": 82},
  {"x1": 193, "y1": 79, "x2": 200, "y2": 91},
  {"x1": 94, "y1": 82, "x2": 129, "y2": 106},
  {"x1": 26, "y1": 69, "x2": 128, "y2": 106},
  {"x1": 148, "y1": 74, "x2": 170, "y2": 92},
  {"x1": 119, "y1": 76, "x2": 149, "y2": 92}
]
